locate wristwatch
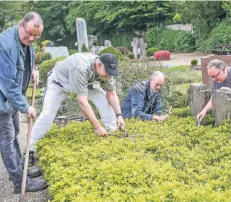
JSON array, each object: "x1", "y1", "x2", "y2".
[{"x1": 116, "y1": 113, "x2": 123, "y2": 118}]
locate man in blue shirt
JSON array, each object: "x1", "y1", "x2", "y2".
[
  {"x1": 0, "y1": 12, "x2": 47, "y2": 194},
  {"x1": 122, "y1": 71, "x2": 168, "y2": 121}
]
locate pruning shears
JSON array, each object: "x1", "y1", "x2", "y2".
[{"x1": 108, "y1": 125, "x2": 144, "y2": 141}]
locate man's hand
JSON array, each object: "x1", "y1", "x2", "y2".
[
  {"x1": 197, "y1": 109, "x2": 207, "y2": 122},
  {"x1": 95, "y1": 126, "x2": 108, "y2": 137},
  {"x1": 31, "y1": 69, "x2": 39, "y2": 86},
  {"x1": 27, "y1": 106, "x2": 36, "y2": 118},
  {"x1": 153, "y1": 115, "x2": 168, "y2": 121},
  {"x1": 117, "y1": 116, "x2": 125, "y2": 131}
]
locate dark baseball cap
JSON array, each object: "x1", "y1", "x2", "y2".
[{"x1": 99, "y1": 53, "x2": 118, "y2": 76}]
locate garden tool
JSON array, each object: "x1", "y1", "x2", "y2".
[
  {"x1": 20, "y1": 81, "x2": 36, "y2": 202},
  {"x1": 108, "y1": 125, "x2": 144, "y2": 141},
  {"x1": 196, "y1": 118, "x2": 201, "y2": 127}
]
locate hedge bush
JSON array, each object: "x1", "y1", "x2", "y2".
[
  {"x1": 35, "y1": 52, "x2": 52, "y2": 65},
  {"x1": 39, "y1": 57, "x2": 66, "y2": 85},
  {"x1": 146, "y1": 27, "x2": 196, "y2": 53},
  {"x1": 68, "y1": 49, "x2": 77, "y2": 55},
  {"x1": 191, "y1": 59, "x2": 198, "y2": 66},
  {"x1": 99, "y1": 46, "x2": 124, "y2": 61},
  {"x1": 146, "y1": 47, "x2": 158, "y2": 57},
  {"x1": 204, "y1": 21, "x2": 231, "y2": 51},
  {"x1": 37, "y1": 108, "x2": 231, "y2": 201}
]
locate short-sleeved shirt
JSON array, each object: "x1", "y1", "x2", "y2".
[
  {"x1": 54, "y1": 53, "x2": 116, "y2": 96},
  {"x1": 211, "y1": 68, "x2": 231, "y2": 96}
]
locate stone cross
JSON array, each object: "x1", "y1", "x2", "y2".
[
  {"x1": 188, "y1": 83, "x2": 211, "y2": 116},
  {"x1": 76, "y1": 18, "x2": 88, "y2": 52},
  {"x1": 131, "y1": 38, "x2": 138, "y2": 59},
  {"x1": 213, "y1": 87, "x2": 231, "y2": 126}
]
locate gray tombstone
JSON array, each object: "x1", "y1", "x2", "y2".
[
  {"x1": 104, "y1": 40, "x2": 112, "y2": 47},
  {"x1": 45, "y1": 46, "x2": 69, "y2": 59},
  {"x1": 138, "y1": 38, "x2": 147, "y2": 58},
  {"x1": 213, "y1": 87, "x2": 231, "y2": 126},
  {"x1": 88, "y1": 35, "x2": 98, "y2": 50},
  {"x1": 76, "y1": 18, "x2": 88, "y2": 52},
  {"x1": 188, "y1": 83, "x2": 211, "y2": 116},
  {"x1": 131, "y1": 38, "x2": 138, "y2": 59}
]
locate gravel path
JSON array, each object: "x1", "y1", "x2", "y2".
[{"x1": 0, "y1": 113, "x2": 50, "y2": 202}]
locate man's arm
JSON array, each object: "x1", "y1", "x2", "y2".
[
  {"x1": 77, "y1": 95, "x2": 108, "y2": 136},
  {"x1": 152, "y1": 93, "x2": 168, "y2": 121},
  {"x1": 0, "y1": 49, "x2": 29, "y2": 113},
  {"x1": 106, "y1": 90, "x2": 125, "y2": 129},
  {"x1": 131, "y1": 89, "x2": 153, "y2": 120},
  {"x1": 106, "y1": 90, "x2": 122, "y2": 115},
  {"x1": 197, "y1": 97, "x2": 212, "y2": 121}
]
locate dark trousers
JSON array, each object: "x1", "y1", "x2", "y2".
[{"x1": 0, "y1": 110, "x2": 23, "y2": 186}]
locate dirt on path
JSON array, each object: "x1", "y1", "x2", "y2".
[{"x1": 160, "y1": 52, "x2": 207, "y2": 67}]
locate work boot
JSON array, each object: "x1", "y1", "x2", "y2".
[
  {"x1": 23, "y1": 150, "x2": 39, "y2": 167},
  {"x1": 9, "y1": 167, "x2": 42, "y2": 181},
  {"x1": 14, "y1": 179, "x2": 48, "y2": 194},
  {"x1": 27, "y1": 167, "x2": 42, "y2": 178}
]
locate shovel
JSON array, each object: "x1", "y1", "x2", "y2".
[{"x1": 19, "y1": 81, "x2": 36, "y2": 202}]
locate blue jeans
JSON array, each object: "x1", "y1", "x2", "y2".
[{"x1": 0, "y1": 110, "x2": 24, "y2": 186}]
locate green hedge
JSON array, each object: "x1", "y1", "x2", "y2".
[
  {"x1": 39, "y1": 57, "x2": 66, "y2": 85},
  {"x1": 204, "y1": 21, "x2": 231, "y2": 51},
  {"x1": 146, "y1": 27, "x2": 196, "y2": 53},
  {"x1": 35, "y1": 52, "x2": 52, "y2": 65},
  {"x1": 99, "y1": 46, "x2": 124, "y2": 61},
  {"x1": 37, "y1": 108, "x2": 231, "y2": 201}
]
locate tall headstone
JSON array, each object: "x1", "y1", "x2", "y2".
[
  {"x1": 213, "y1": 87, "x2": 231, "y2": 126},
  {"x1": 131, "y1": 38, "x2": 138, "y2": 59},
  {"x1": 188, "y1": 83, "x2": 211, "y2": 116},
  {"x1": 138, "y1": 38, "x2": 147, "y2": 58},
  {"x1": 76, "y1": 18, "x2": 88, "y2": 52}
]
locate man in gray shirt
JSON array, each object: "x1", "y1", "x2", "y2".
[
  {"x1": 197, "y1": 59, "x2": 231, "y2": 121},
  {"x1": 29, "y1": 53, "x2": 125, "y2": 157}
]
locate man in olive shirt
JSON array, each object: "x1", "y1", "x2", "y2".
[{"x1": 30, "y1": 53, "x2": 125, "y2": 153}]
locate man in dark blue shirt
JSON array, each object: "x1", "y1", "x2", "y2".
[{"x1": 122, "y1": 71, "x2": 168, "y2": 121}]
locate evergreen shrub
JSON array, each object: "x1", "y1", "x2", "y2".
[
  {"x1": 39, "y1": 57, "x2": 66, "y2": 85},
  {"x1": 37, "y1": 108, "x2": 231, "y2": 201},
  {"x1": 204, "y1": 22, "x2": 231, "y2": 51},
  {"x1": 99, "y1": 46, "x2": 124, "y2": 61},
  {"x1": 147, "y1": 47, "x2": 158, "y2": 57},
  {"x1": 191, "y1": 59, "x2": 198, "y2": 66},
  {"x1": 68, "y1": 49, "x2": 77, "y2": 55},
  {"x1": 35, "y1": 52, "x2": 52, "y2": 65}
]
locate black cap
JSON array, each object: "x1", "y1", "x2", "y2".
[{"x1": 99, "y1": 53, "x2": 118, "y2": 76}]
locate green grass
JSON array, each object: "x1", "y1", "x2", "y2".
[{"x1": 163, "y1": 65, "x2": 189, "y2": 73}]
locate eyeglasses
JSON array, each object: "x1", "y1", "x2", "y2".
[
  {"x1": 209, "y1": 69, "x2": 222, "y2": 80},
  {"x1": 22, "y1": 23, "x2": 41, "y2": 39}
]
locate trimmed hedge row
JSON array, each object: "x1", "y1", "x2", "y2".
[{"x1": 37, "y1": 108, "x2": 231, "y2": 201}]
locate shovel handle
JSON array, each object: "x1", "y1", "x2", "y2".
[{"x1": 20, "y1": 81, "x2": 37, "y2": 201}]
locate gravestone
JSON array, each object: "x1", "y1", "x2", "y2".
[
  {"x1": 213, "y1": 87, "x2": 231, "y2": 126},
  {"x1": 188, "y1": 83, "x2": 211, "y2": 116},
  {"x1": 76, "y1": 18, "x2": 88, "y2": 52},
  {"x1": 138, "y1": 38, "x2": 147, "y2": 58},
  {"x1": 131, "y1": 38, "x2": 138, "y2": 59},
  {"x1": 88, "y1": 35, "x2": 98, "y2": 50},
  {"x1": 45, "y1": 46, "x2": 69, "y2": 59},
  {"x1": 104, "y1": 40, "x2": 112, "y2": 47}
]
